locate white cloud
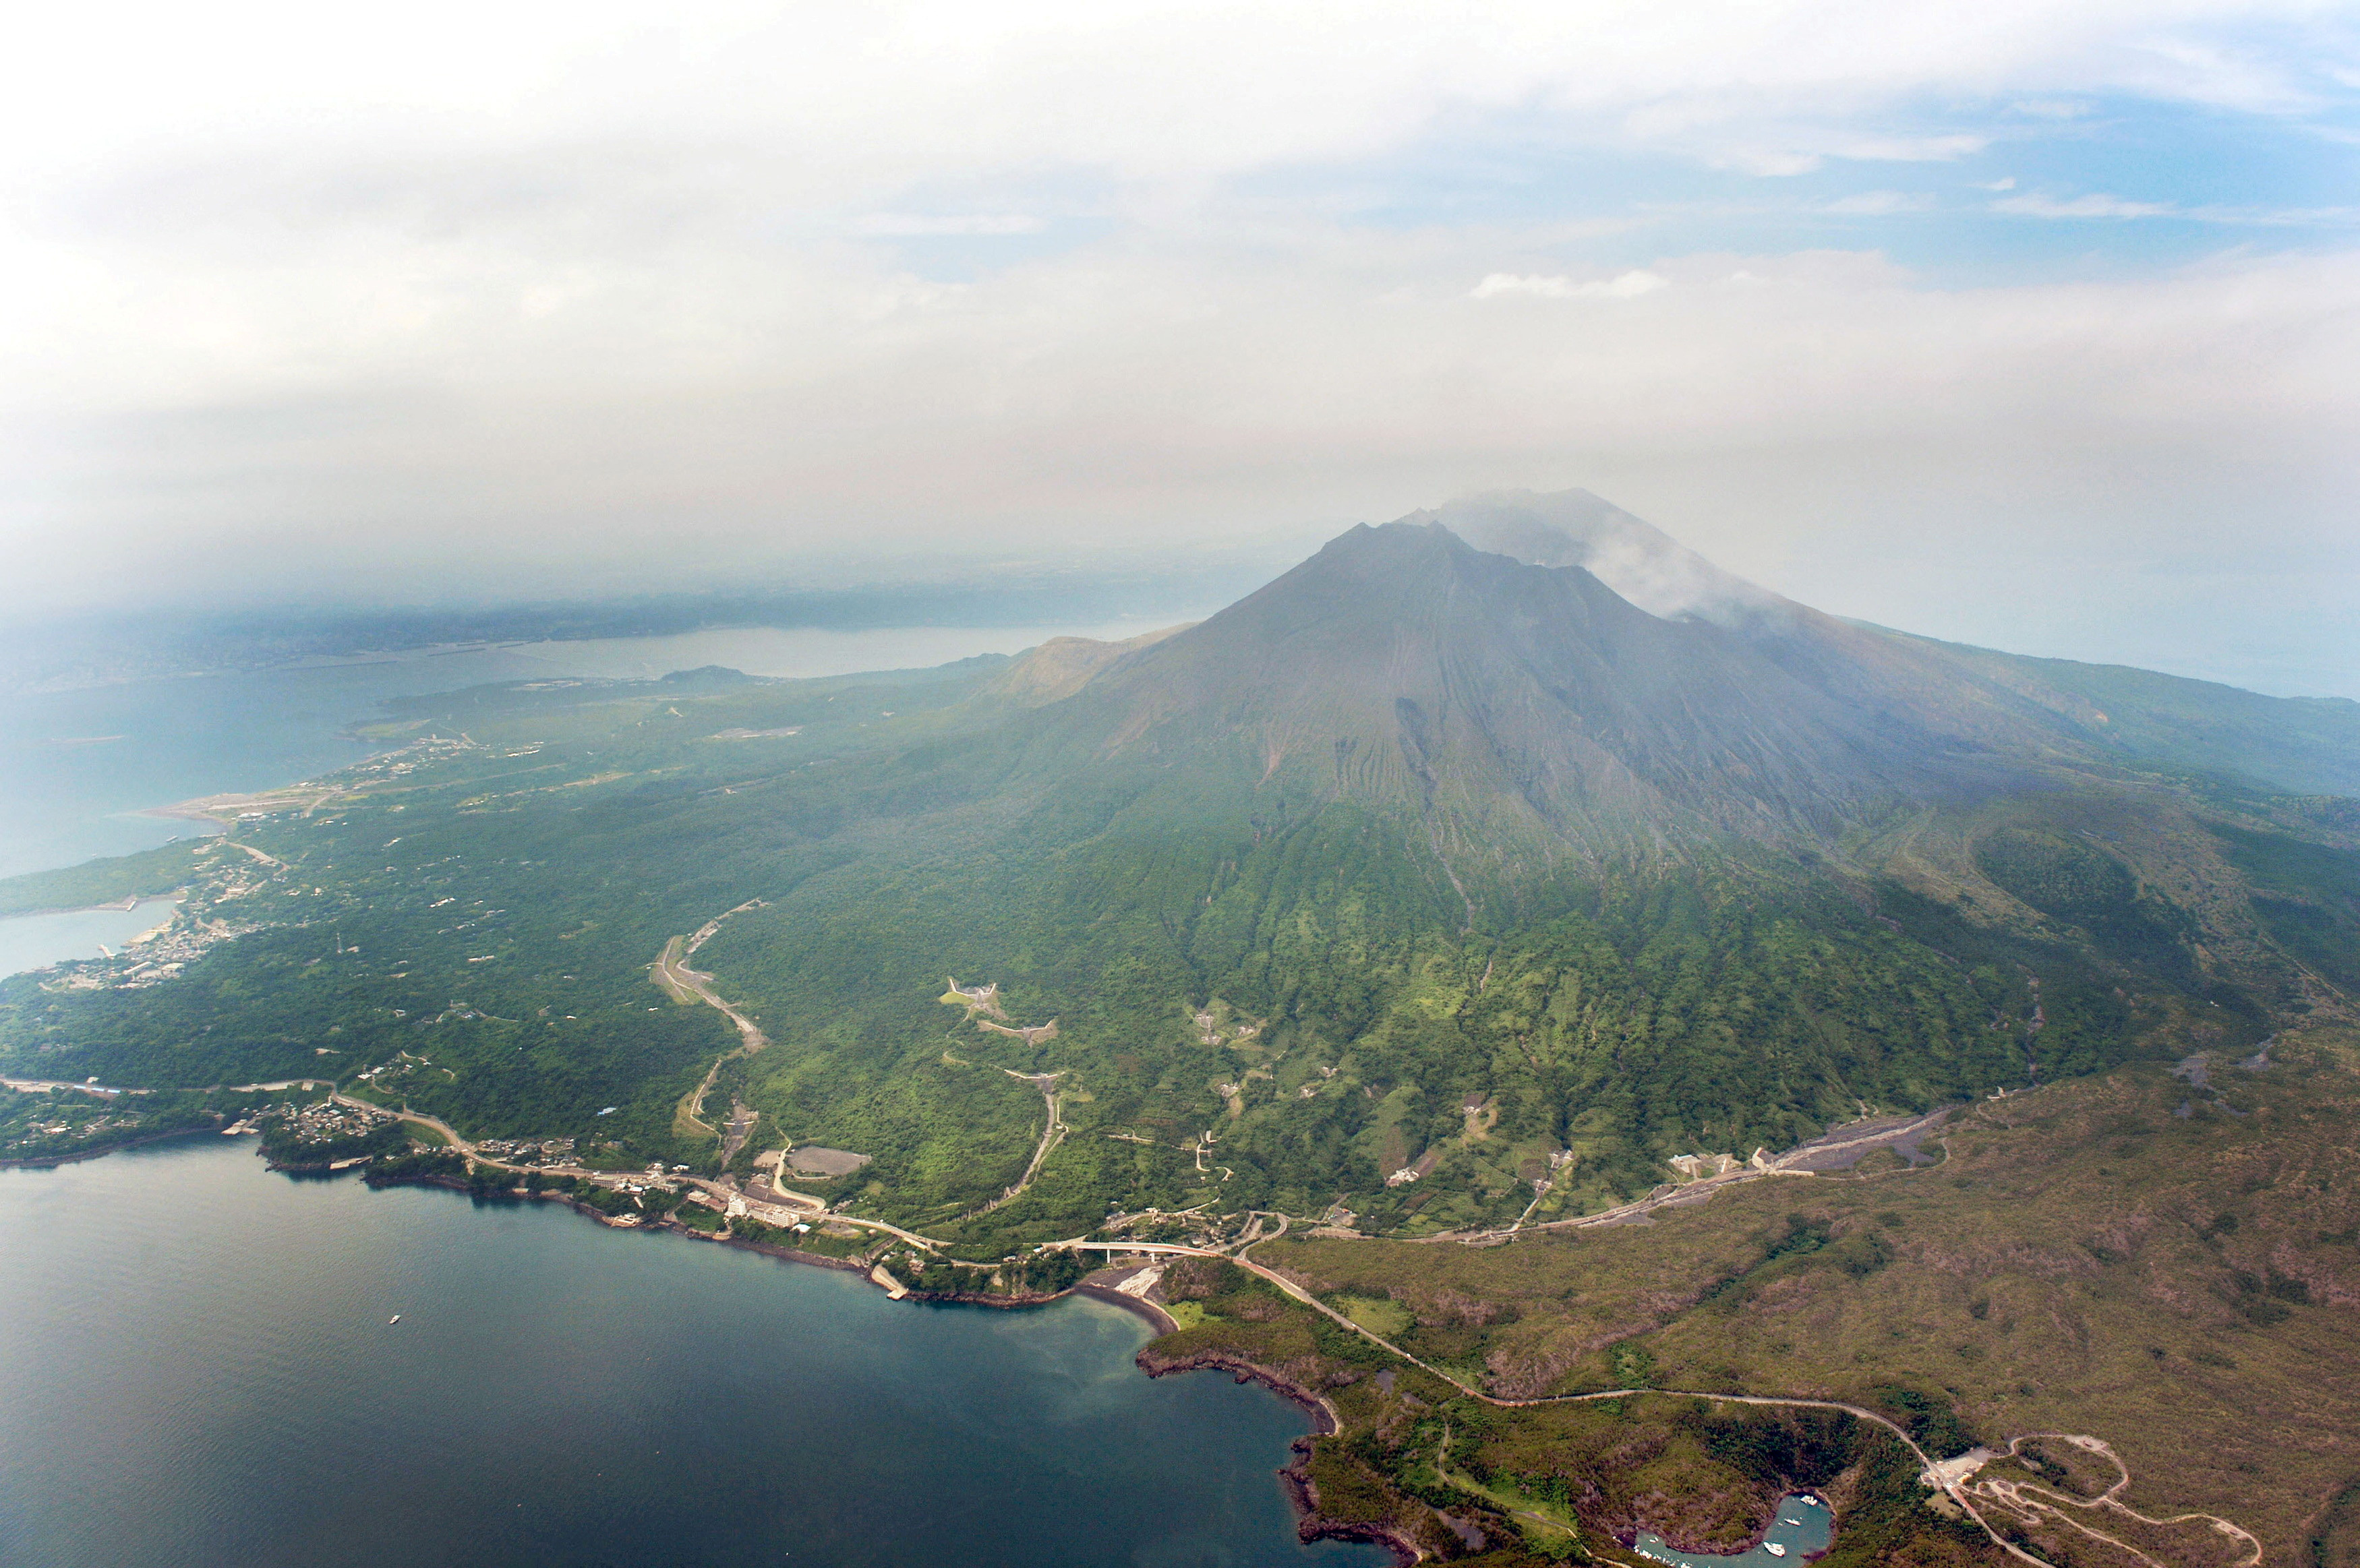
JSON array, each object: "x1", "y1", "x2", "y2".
[
  {"x1": 1832, "y1": 133, "x2": 1990, "y2": 162},
  {"x1": 1471, "y1": 270, "x2": 1670, "y2": 299},
  {"x1": 850, "y1": 214, "x2": 1048, "y2": 237},
  {"x1": 1993, "y1": 191, "x2": 2179, "y2": 217},
  {"x1": 0, "y1": 0, "x2": 2354, "y2": 702},
  {"x1": 0, "y1": 1, "x2": 2347, "y2": 201},
  {"x1": 1821, "y1": 190, "x2": 1936, "y2": 214},
  {"x1": 1708, "y1": 147, "x2": 1829, "y2": 177},
  {"x1": 1990, "y1": 190, "x2": 2360, "y2": 225}
]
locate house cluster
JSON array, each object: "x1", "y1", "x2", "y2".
[
  {"x1": 1192, "y1": 1005, "x2": 1264, "y2": 1048},
  {"x1": 266, "y1": 1098, "x2": 394, "y2": 1147},
  {"x1": 342, "y1": 735, "x2": 483, "y2": 785},
  {"x1": 353, "y1": 1050, "x2": 449, "y2": 1085},
  {"x1": 5, "y1": 1112, "x2": 118, "y2": 1151},
  {"x1": 38, "y1": 913, "x2": 262, "y2": 994},
  {"x1": 473, "y1": 1137, "x2": 577, "y2": 1164}
]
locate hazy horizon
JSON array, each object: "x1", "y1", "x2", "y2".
[{"x1": 5, "y1": 2, "x2": 2356, "y2": 696}]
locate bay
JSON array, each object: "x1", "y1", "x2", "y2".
[
  {"x1": 0, "y1": 895, "x2": 181, "y2": 979},
  {"x1": 0, "y1": 1137, "x2": 1384, "y2": 1568}
]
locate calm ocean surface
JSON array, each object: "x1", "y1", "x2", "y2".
[{"x1": 0, "y1": 1137, "x2": 1384, "y2": 1568}]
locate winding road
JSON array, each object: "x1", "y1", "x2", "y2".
[
  {"x1": 652, "y1": 903, "x2": 771, "y2": 1136},
  {"x1": 1965, "y1": 1434, "x2": 2261, "y2": 1568},
  {"x1": 344, "y1": 904, "x2": 2262, "y2": 1566},
  {"x1": 1048, "y1": 1231, "x2": 2253, "y2": 1568}
]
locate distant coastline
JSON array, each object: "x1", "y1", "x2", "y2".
[
  {"x1": 136, "y1": 803, "x2": 239, "y2": 826},
  {"x1": 0, "y1": 1119, "x2": 226, "y2": 1170},
  {"x1": 0, "y1": 891, "x2": 185, "y2": 924}
]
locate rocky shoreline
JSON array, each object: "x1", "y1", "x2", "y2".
[
  {"x1": 1280, "y1": 1439, "x2": 1424, "y2": 1567},
  {"x1": 1138, "y1": 1346, "x2": 1423, "y2": 1566}
]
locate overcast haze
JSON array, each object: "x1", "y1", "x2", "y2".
[{"x1": 3, "y1": 1, "x2": 2355, "y2": 694}]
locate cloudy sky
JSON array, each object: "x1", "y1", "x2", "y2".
[{"x1": 3, "y1": 1, "x2": 2356, "y2": 693}]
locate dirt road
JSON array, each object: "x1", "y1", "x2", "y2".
[
  {"x1": 1049, "y1": 1233, "x2": 2241, "y2": 1568},
  {"x1": 953, "y1": 1071, "x2": 1066, "y2": 1222},
  {"x1": 1966, "y1": 1434, "x2": 2262, "y2": 1568},
  {"x1": 652, "y1": 903, "x2": 771, "y2": 1137}
]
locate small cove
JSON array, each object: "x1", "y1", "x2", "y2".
[
  {"x1": 0, "y1": 894, "x2": 182, "y2": 979},
  {"x1": 1633, "y1": 1493, "x2": 1833, "y2": 1565}
]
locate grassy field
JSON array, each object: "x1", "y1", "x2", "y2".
[{"x1": 1146, "y1": 1025, "x2": 2360, "y2": 1566}]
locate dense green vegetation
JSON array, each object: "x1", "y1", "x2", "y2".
[
  {"x1": 0, "y1": 522, "x2": 2347, "y2": 1261},
  {"x1": 0, "y1": 620, "x2": 2326, "y2": 1253},
  {"x1": 0, "y1": 840, "x2": 204, "y2": 917},
  {"x1": 0, "y1": 1084, "x2": 261, "y2": 1164}
]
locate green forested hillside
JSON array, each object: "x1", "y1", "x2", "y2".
[
  {"x1": 1891, "y1": 632, "x2": 2360, "y2": 797},
  {"x1": 0, "y1": 514, "x2": 2347, "y2": 1257}
]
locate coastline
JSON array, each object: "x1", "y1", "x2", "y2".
[
  {"x1": 0, "y1": 890, "x2": 187, "y2": 925},
  {"x1": 135, "y1": 804, "x2": 237, "y2": 827},
  {"x1": 1135, "y1": 1346, "x2": 1422, "y2": 1566},
  {"x1": 1074, "y1": 1281, "x2": 1181, "y2": 1336},
  {"x1": 355, "y1": 1168, "x2": 1177, "y2": 1336},
  {"x1": 1135, "y1": 1346, "x2": 1340, "y2": 1437},
  {"x1": 1279, "y1": 1439, "x2": 1424, "y2": 1567},
  {"x1": 0, "y1": 1120, "x2": 226, "y2": 1170},
  {"x1": 372, "y1": 1167, "x2": 1372, "y2": 1553}
]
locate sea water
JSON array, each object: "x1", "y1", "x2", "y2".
[{"x1": 0, "y1": 1137, "x2": 1386, "y2": 1568}]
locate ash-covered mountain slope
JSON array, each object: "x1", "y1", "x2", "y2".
[
  {"x1": 995, "y1": 493, "x2": 2356, "y2": 841},
  {"x1": 1007, "y1": 516, "x2": 2102, "y2": 857},
  {"x1": 1424, "y1": 487, "x2": 2360, "y2": 799},
  {"x1": 948, "y1": 496, "x2": 2352, "y2": 1021}
]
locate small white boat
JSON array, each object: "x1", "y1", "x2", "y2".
[
  {"x1": 388, "y1": 1314, "x2": 401, "y2": 1325},
  {"x1": 1765, "y1": 1545, "x2": 1787, "y2": 1559},
  {"x1": 1798, "y1": 1495, "x2": 1822, "y2": 1507}
]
